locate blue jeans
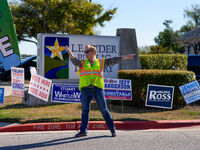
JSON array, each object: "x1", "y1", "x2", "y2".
[{"x1": 80, "y1": 87, "x2": 115, "y2": 133}]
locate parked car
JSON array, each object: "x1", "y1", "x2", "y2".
[{"x1": 0, "y1": 55, "x2": 37, "y2": 81}]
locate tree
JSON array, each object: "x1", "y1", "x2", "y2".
[
  {"x1": 149, "y1": 45, "x2": 173, "y2": 54},
  {"x1": 154, "y1": 20, "x2": 173, "y2": 49},
  {"x1": 138, "y1": 46, "x2": 151, "y2": 54},
  {"x1": 154, "y1": 20, "x2": 184, "y2": 53},
  {"x1": 179, "y1": 4, "x2": 200, "y2": 54},
  {"x1": 180, "y1": 4, "x2": 200, "y2": 33},
  {"x1": 139, "y1": 45, "x2": 173, "y2": 54},
  {"x1": 9, "y1": 0, "x2": 117, "y2": 45}
]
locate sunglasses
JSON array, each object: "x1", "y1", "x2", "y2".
[{"x1": 84, "y1": 50, "x2": 94, "y2": 53}]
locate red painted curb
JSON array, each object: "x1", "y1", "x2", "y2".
[{"x1": 0, "y1": 120, "x2": 200, "y2": 132}]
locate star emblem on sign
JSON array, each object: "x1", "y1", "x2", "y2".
[{"x1": 45, "y1": 38, "x2": 65, "y2": 60}]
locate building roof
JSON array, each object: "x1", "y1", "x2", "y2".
[{"x1": 182, "y1": 27, "x2": 200, "y2": 41}]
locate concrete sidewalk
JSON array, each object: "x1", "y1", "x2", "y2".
[{"x1": 0, "y1": 120, "x2": 200, "y2": 132}]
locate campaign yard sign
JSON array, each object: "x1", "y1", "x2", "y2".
[
  {"x1": 179, "y1": 80, "x2": 200, "y2": 104},
  {"x1": 146, "y1": 84, "x2": 174, "y2": 109},
  {"x1": 11, "y1": 67, "x2": 24, "y2": 97},
  {"x1": 0, "y1": 88, "x2": 4, "y2": 105},
  {"x1": 51, "y1": 78, "x2": 132, "y2": 103},
  {"x1": 104, "y1": 78, "x2": 132, "y2": 100},
  {"x1": 30, "y1": 67, "x2": 37, "y2": 76},
  {"x1": 51, "y1": 84, "x2": 81, "y2": 103},
  {"x1": 28, "y1": 74, "x2": 52, "y2": 102}
]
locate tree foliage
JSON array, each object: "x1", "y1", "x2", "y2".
[
  {"x1": 179, "y1": 4, "x2": 200, "y2": 55},
  {"x1": 9, "y1": 0, "x2": 117, "y2": 44},
  {"x1": 149, "y1": 45, "x2": 173, "y2": 54},
  {"x1": 139, "y1": 45, "x2": 173, "y2": 54},
  {"x1": 154, "y1": 20, "x2": 184, "y2": 54},
  {"x1": 151, "y1": 4, "x2": 200, "y2": 54},
  {"x1": 180, "y1": 4, "x2": 200, "y2": 33}
]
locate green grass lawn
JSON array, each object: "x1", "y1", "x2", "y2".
[{"x1": 0, "y1": 96, "x2": 199, "y2": 124}]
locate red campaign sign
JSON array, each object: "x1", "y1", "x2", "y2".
[{"x1": 28, "y1": 74, "x2": 52, "y2": 101}]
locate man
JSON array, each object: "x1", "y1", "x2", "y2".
[{"x1": 64, "y1": 45, "x2": 135, "y2": 137}]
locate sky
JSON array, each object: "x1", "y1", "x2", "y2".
[{"x1": 15, "y1": 0, "x2": 200, "y2": 55}]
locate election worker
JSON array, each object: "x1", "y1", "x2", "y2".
[{"x1": 64, "y1": 45, "x2": 135, "y2": 137}]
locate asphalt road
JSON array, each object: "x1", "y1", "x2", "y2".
[{"x1": 0, "y1": 128, "x2": 200, "y2": 150}]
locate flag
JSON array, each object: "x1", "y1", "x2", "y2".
[{"x1": 0, "y1": 0, "x2": 21, "y2": 71}]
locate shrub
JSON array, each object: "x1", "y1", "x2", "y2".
[
  {"x1": 140, "y1": 54, "x2": 187, "y2": 70},
  {"x1": 118, "y1": 70, "x2": 196, "y2": 109}
]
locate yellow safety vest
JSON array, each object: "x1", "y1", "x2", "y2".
[{"x1": 78, "y1": 58, "x2": 105, "y2": 91}]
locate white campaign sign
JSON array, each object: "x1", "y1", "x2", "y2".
[
  {"x1": 30, "y1": 67, "x2": 37, "y2": 76},
  {"x1": 28, "y1": 74, "x2": 52, "y2": 101},
  {"x1": 11, "y1": 67, "x2": 24, "y2": 97}
]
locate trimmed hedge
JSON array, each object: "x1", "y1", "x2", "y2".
[
  {"x1": 118, "y1": 69, "x2": 196, "y2": 109},
  {"x1": 140, "y1": 54, "x2": 187, "y2": 70}
]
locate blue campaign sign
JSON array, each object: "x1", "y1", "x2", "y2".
[
  {"x1": 179, "y1": 80, "x2": 200, "y2": 104},
  {"x1": 51, "y1": 83, "x2": 81, "y2": 103},
  {"x1": 0, "y1": 88, "x2": 4, "y2": 105},
  {"x1": 51, "y1": 78, "x2": 132, "y2": 103},
  {"x1": 104, "y1": 78, "x2": 132, "y2": 100},
  {"x1": 146, "y1": 84, "x2": 174, "y2": 109}
]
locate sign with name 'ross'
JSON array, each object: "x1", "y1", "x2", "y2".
[{"x1": 146, "y1": 84, "x2": 174, "y2": 109}]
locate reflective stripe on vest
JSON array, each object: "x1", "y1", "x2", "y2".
[
  {"x1": 79, "y1": 59, "x2": 104, "y2": 78},
  {"x1": 79, "y1": 70, "x2": 103, "y2": 77}
]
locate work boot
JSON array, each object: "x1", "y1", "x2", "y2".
[
  {"x1": 111, "y1": 130, "x2": 116, "y2": 137},
  {"x1": 75, "y1": 132, "x2": 87, "y2": 138}
]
